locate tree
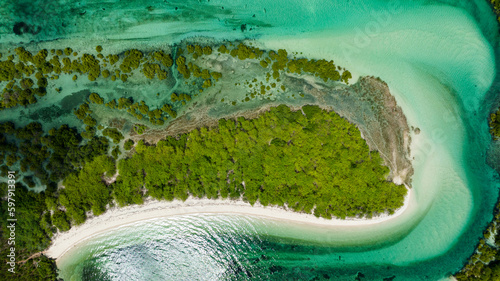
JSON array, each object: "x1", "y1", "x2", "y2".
[
  {"x1": 52, "y1": 210, "x2": 70, "y2": 231},
  {"x1": 102, "y1": 128, "x2": 124, "y2": 144},
  {"x1": 124, "y1": 139, "x2": 134, "y2": 150},
  {"x1": 60, "y1": 155, "x2": 115, "y2": 222},
  {"x1": 89, "y1": 92, "x2": 104, "y2": 104}
]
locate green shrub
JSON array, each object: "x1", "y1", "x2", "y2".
[
  {"x1": 124, "y1": 139, "x2": 134, "y2": 150},
  {"x1": 102, "y1": 128, "x2": 124, "y2": 144},
  {"x1": 89, "y1": 92, "x2": 104, "y2": 104}
]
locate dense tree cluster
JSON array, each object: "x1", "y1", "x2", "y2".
[
  {"x1": 0, "y1": 183, "x2": 58, "y2": 281},
  {"x1": 15, "y1": 122, "x2": 50, "y2": 184},
  {"x1": 0, "y1": 130, "x2": 112, "y2": 232},
  {"x1": 59, "y1": 155, "x2": 115, "y2": 224},
  {"x1": 455, "y1": 198, "x2": 500, "y2": 280},
  {"x1": 1, "y1": 42, "x2": 353, "y2": 121},
  {"x1": 0, "y1": 242, "x2": 57, "y2": 281},
  {"x1": 1, "y1": 184, "x2": 51, "y2": 251},
  {"x1": 0, "y1": 122, "x2": 16, "y2": 167},
  {"x1": 114, "y1": 105, "x2": 406, "y2": 218},
  {"x1": 0, "y1": 48, "x2": 49, "y2": 109},
  {"x1": 0, "y1": 253, "x2": 58, "y2": 281},
  {"x1": 0, "y1": 121, "x2": 109, "y2": 186},
  {"x1": 74, "y1": 53, "x2": 101, "y2": 81},
  {"x1": 43, "y1": 125, "x2": 83, "y2": 182},
  {"x1": 51, "y1": 210, "x2": 70, "y2": 232},
  {"x1": 119, "y1": 49, "x2": 143, "y2": 73},
  {"x1": 0, "y1": 46, "x2": 177, "y2": 111}
]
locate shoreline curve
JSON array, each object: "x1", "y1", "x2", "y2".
[{"x1": 46, "y1": 186, "x2": 412, "y2": 261}]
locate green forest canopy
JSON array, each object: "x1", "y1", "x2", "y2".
[{"x1": 110, "y1": 105, "x2": 406, "y2": 219}]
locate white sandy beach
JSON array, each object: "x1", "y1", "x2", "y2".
[{"x1": 46, "y1": 187, "x2": 412, "y2": 261}]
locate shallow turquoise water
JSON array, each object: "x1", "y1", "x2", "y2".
[{"x1": 4, "y1": 0, "x2": 499, "y2": 280}]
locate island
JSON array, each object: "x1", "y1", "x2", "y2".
[{"x1": 0, "y1": 0, "x2": 498, "y2": 280}]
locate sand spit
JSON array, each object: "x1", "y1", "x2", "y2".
[{"x1": 46, "y1": 187, "x2": 412, "y2": 261}]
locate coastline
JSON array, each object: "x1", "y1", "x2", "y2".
[
  {"x1": 46, "y1": 186, "x2": 412, "y2": 261},
  {"x1": 0, "y1": 0, "x2": 496, "y2": 279},
  {"x1": 32, "y1": 43, "x2": 417, "y2": 265}
]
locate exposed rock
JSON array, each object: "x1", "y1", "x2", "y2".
[{"x1": 298, "y1": 76, "x2": 413, "y2": 186}]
